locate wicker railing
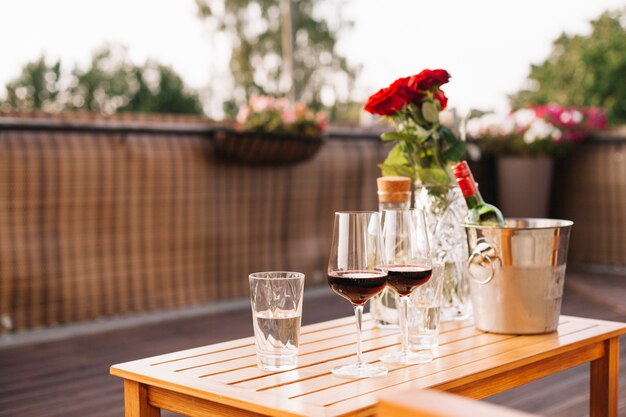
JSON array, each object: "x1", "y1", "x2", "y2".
[
  {"x1": 0, "y1": 114, "x2": 387, "y2": 331},
  {"x1": 0, "y1": 113, "x2": 624, "y2": 331},
  {"x1": 552, "y1": 135, "x2": 626, "y2": 268}
]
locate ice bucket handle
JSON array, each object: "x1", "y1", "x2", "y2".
[{"x1": 466, "y1": 239, "x2": 502, "y2": 285}]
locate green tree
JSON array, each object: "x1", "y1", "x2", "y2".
[
  {"x1": 510, "y1": 8, "x2": 626, "y2": 124},
  {"x1": 1, "y1": 45, "x2": 204, "y2": 116},
  {"x1": 69, "y1": 45, "x2": 204, "y2": 115},
  {"x1": 196, "y1": 0, "x2": 358, "y2": 116},
  {"x1": 67, "y1": 45, "x2": 136, "y2": 113},
  {"x1": 1, "y1": 56, "x2": 63, "y2": 112},
  {"x1": 119, "y1": 64, "x2": 204, "y2": 115}
]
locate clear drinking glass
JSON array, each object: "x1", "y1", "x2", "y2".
[
  {"x1": 249, "y1": 271, "x2": 305, "y2": 371},
  {"x1": 408, "y1": 261, "x2": 444, "y2": 351},
  {"x1": 327, "y1": 211, "x2": 388, "y2": 378},
  {"x1": 380, "y1": 209, "x2": 434, "y2": 364}
]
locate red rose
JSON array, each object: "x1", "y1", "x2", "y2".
[
  {"x1": 364, "y1": 77, "x2": 412, "y2": 115},
  {"x1": 364, "y1": 69, "x2": 451, "y2": 115},
  {"x1": 434, "y1": 89, "x2": 448, "y2": 110},
  {"x1": 407, "y1": 69, "x2": 450, "y2": 92}
]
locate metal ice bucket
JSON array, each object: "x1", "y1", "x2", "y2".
[{"x1": 464, "y1": 218, "x2": 573, "y2": 334}]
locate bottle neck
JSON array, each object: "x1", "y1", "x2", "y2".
[
  {"x1": 464, "y1": 193, "x2": 486, "y2": 209},
  {"x1": 455, "y1": 174, "x2": 486, "y2": 209}
]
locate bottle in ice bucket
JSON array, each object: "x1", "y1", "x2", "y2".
[
  {"x1": 371, "y1": 176, "x2": 411, "y2": 328},
  {"x1": 451, "y1": 161, "x2": 505, "y2": 227}
]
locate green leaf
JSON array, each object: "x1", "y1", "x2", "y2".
[
  {"x1": 416, "y1": 168, "x2": 452, "y2": 187},
  {"x1": 381, "y1": 131, "x2": 413, "y2": 142},
  {"x1": 384, "y1": 143, "x2": 408, "y2": 165},
  {"x1": 443, "y1": 141, "x2": 467, "y2": 162},
  {"x1": 422, "y1": 101, "x2": 439, "y2": 124},
  {"x1": 379, "y1": 162, "x2": 415, "y2": 178},
  {"x1": 413, "y1": 125, "x2": 430, "y2": 144},
  {"x1": 379, "y1": 144, "x2": 416, "y2": 179},
  {"x1": 439, "y1": 125, "x2": 458, "y2": 145},
  {"x1": 409, "y1": 106, "x2": 426, "y2": 125}
]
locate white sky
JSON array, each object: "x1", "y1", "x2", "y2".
[{"x1": 0, "y1": 0, "x2": 624, "y2": 117}]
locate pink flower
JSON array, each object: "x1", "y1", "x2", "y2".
[
  {"x1": 249, "y1": 95, "x2": 274, "y2": 112},
  {"x1": 315, "y1": 112, "x2": 328, "y2": 132},
  {"x1": 559, "y1": 109, "x2": 583, "y2": 126},
  {"x1": 584, "y1": 108, "x2": 607, "y2": 130},
  {"x1": 282, "y1": 110, "x2": 295, "y2": 123},
  {"x1": 236, "y1": 105, "x2": 250, "y2": 124},
  {"x1": 237, "y1": 95, "x2": 324, "y2": 136},
  {"x1": 275, "y1": 98, "x2": 290, "y2": 112},
  {"x1": 531, "y1": 104, "x2": 606, "y2": 143},
  {"x1": 294, "y1": 102, "x2": 307, "y2": 118}
]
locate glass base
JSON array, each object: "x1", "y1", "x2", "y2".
[
  {"x1": 380, "y1": 350, "x2": 433, "y2": 365},
  {"x1": 257, "y1": 353, "x2": 297, "y2": 371},
  {"x1": 409, "y1": 333, "x2": 439, "y2": 351},
  {"x1": 331, "y1": 363, "x2": 388, "y2": 378}
]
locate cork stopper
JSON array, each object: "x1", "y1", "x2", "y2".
[{"x1": 377, "y1": 176, "x2": 411, "y2": 203}]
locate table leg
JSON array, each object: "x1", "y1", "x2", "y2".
[
  {"x1": 590, "y1": 337, "x2": 620, "y2": 417},
  {"x1": 124, "y1": 380, "x2": 161, "y2": 417}
]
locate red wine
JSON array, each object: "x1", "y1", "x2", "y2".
[
  {"x1": 386, "y1": 265, "x2": 432, "y2": 296},
  {"x1": 327, "y1": 270, "x2": 387, "y2": 305}
]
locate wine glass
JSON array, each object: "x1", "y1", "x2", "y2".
[
  {"x1": 380, "y1": 209, "x2": 433, "y2": 364},
  {"x1": 327, "y1": 211, "x2": 388, "y2": 378}
]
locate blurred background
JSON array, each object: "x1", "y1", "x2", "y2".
[
  {"x1": 1, "y1": 0, "x2": 625, "y2": 123},
  {"x1": 1, "y1": 1, "x2": 626, "y2": 417}
]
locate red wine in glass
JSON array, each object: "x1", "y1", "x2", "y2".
[
  {"x1": 386, "y1": 264, "x2": 432, "y2": 296},
  {"x1": 380, "y1": 208, "x2": 433, "y2": 365},
  {"x1": 328, "y1": 270, "x2": 388, "y2": 305},
  {"x1": 327, "y1": 211, "x2": 388, "y2": 378}
]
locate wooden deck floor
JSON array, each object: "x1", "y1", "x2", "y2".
[{"x1": 0, "y1": 270, "x2": 624, "y2": 417}]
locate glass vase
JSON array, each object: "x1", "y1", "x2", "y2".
[{"x1": 414, "y1": 184, "x2": 471, "y2": 321}]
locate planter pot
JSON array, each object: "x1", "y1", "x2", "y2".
[
  {"x1": 497, "y1": 156, "x2": 554, "y2": 218},
  {"x1": 213, "y1": 128, "x2": 324, "y2": 165}
]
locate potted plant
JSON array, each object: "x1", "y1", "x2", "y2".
[
  {"x1": 467, "y1": 105, "x2": 606, "y2": 217},
  {"x1": 213, "y1": 95, "x2": 327, "y2": 165}
]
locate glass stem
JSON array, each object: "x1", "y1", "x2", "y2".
[
  {"x1": 399, "y1": 295, "x2": 410, "y2": 356},
  {"x1": 353, "y1": 304, "x2": 365, "y2": 366}
]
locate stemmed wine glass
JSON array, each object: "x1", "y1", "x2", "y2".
[
  {"x1": 380, "y1": 209, "x2": 433, "y2": 364},
  {"x1": 327, "y1": 211, "x2": 388, "y2": 378}
]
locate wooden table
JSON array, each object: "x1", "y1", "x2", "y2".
[{"x1": 110, "y1": 315, "x2": 626, "y2": 417}]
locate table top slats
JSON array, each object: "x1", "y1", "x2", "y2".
[
  {"x1": 139, "y1": 316, "x2": 360, "y2": 368},
  {"x1": 195, "y1": 332, "x2": 401, "y2": 381},
  {"x1": 231, "y1": 324, "x2": 495, "y2": 390},
  {"x1": 110, "y1": 315, "x2": 626, "y2": 417},
  {"x1": 256, "y1": 331, "x2": 523, "y2": 400},
  {"x1": 150, "y1": 317, "x2": 371, "y2": 372},
  {"x1": 204, "y1": 322, "x2": 478, "y2": 385},
  {"x1": 258, "y1": 323, "x2": 576, "y2": 402},
  {"x1": 320, "y1": 323, "x2": 619, "y2": 416},
  {"x1": 295, "y1": 320, "x2": 598, "y2": 407}
]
